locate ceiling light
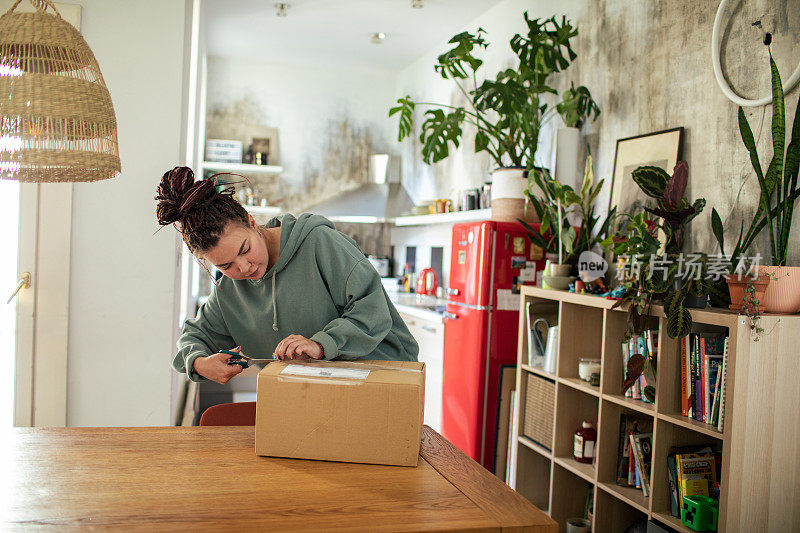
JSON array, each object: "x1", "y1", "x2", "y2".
[
  {"x1": 275, "y1": 3, "x2": 289, "y2": 17},
  {"x1": 411, "y1": 0, "x2": 424, "y2": 8},
  {"x1": 0, "y1": 0, "x2": 120, "y2": 182},
  {"x1": 370, "y1": 32, "x2": 386, "y2": 44}
]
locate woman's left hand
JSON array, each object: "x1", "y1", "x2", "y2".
[{"x1": 274, "y1": 334, "x2": 324, "y2": 360}]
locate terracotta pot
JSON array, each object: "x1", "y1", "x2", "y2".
[
  {"x1": 757, "y1": 265, "x2": 800, "y2": 314},
  {"x1": 726, "y1": 274, "x2": 770, "y2": 313}
]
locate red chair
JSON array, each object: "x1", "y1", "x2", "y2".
[{"x1": 199, "y1": 401, "x2": 256, "y2": 426}]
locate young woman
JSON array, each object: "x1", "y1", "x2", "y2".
[{"x1": 156, "y1": 166, "x2": 418, "y2": 385}]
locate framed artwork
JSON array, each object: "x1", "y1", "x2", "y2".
[{"x1": 608, "y1": 127, "x2": 684, "y2": 216}]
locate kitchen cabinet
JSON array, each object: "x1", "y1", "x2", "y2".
[{"x1": 399, "y1": 311, "x2": 444, "y2": 432}]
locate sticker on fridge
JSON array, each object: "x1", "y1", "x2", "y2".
[
  {"x1": 511, "y1": 256, "x2": 526, "y2": 269},
  {"x1": 519, "y1": 267, "x2": 536, "y2": 282},
  {"x1": 496, "y1": 289, "x2": 518, "y2": 311}
]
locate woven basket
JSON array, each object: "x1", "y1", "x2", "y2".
[
  {"x1": 0, "y1": 0, "x2": 120, "y2": 182},
  {"x1": 523, "y1": 373, "x2": 555, "y2": 450}
]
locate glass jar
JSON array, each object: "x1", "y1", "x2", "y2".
[{"x1": 578, "y1": 358, "x2": 601, "y2": 386}]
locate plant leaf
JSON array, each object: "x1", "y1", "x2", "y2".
[
  {"x1": 475, "y1": 130, "x2": 489, "y2": 153},
  {"x1": 623, "y1": 353, "x2": 644, "y2": 392},
  {"x1": 664, "y1": 161, "x2": 688, "y2": 210},
  {"x1": 389, "y1": 96, "x2": 415, "y2": 142},
  {"x1": 419, "y1": 108, "x2": 465, "y2": 164},
  {"x1": 434, "y1": 29, "x2": 487, "y2": 80},
  {"x1": 711, "y1": 208, "x2": 725, "y2": 254},
  {"x1": 631, "y1": 166, "x2": 670, "y2": 199},
  {"x1": 666, "y1": 299, "x2": 692, "y2": 339}
]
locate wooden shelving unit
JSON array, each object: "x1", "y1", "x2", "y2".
[{"x1": 509, "y1": 286, "x2": 800, "y2": 532}]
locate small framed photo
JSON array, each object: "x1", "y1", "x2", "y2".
[
  {"x1": 251, "y1": 137, "x2": 271, "y2": 155},
  {"x1": 608, "y1": 127, "x2": 684, "y2": 215}
]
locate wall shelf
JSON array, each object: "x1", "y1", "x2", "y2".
[
  {"x1": 201, "y1": 161, "x2": 283, "y2": 175},
  {"x1": 393, "y1": 208, "x2": 490, "y2": 226},
  {"x1": 509, "y1": 285, "x2": 800, "y2": 532},
  {"x1": 244, "y1": 205, "x2": 282, "y2": 217}
]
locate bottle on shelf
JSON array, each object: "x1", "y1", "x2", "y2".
[{"x1": 574, "y1": 421, "x2": 596, "y2": 464}]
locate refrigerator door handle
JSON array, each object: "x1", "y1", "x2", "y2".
[{"x1": 443, "y1": 311, "x2": 459, "y2": 321}]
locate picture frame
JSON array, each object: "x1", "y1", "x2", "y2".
[{"x1": 607, "y1": 127, "x2": 684, "y2": 216}]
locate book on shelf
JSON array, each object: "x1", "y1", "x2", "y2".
[
  {"x1": 681, "y1": 331, "x2": 728, "y2": 427},
  {"x1": 666, "y1": 446, "x2": 720, "y2": 519},
  {"x1": 622, "y1": 342, "x2": 631, "y2": 398},
  {"x1": 615, "y1": 414, "x2": 652, "y2": 488},
  {"x1": 717, "y1": 337, "x2": 730, "y2": 432},
  {"x1": 677, "y1": 450, "x2": 718, "y2": 519},
  {"x1": 622, "y1": 330, "x2": 657, "y2": 403},
  {"x1": 681, "y1": 335, "x2": 689, "y2": 416},
  {"x1": 630, "y1": 432, "x2": 652, "y2": 497},
  {"x1": 667, "y1": 454, "x2": 680, "y2": 516}
]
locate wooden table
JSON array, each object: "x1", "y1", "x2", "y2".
[{"x1": 1, "y1": 425, "x2": 555, "y2": 531}]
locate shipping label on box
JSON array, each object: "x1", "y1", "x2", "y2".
[{"x1": 256, "y1": 360, "x2": 425, "y2": 467}]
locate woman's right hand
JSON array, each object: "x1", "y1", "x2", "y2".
[{"x1": 193, "y1": 352, "x2": 243, "y2": 384}]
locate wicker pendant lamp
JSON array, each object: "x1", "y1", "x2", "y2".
[{"x1": 0, "y1": 0, "x2": 120, "y2": 182}]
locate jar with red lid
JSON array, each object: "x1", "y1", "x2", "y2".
[{"x1": 574, "y1": 420, "x2": 596, "y2": 464}]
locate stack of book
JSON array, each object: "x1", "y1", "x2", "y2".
[
  {"x1": 680, "y1": 332, "x2": 729, "y2": 430},
  {"x1": 615, "y1": 414, "x2": 653, "y2": 497},
  {"x1": 666, "y1": 446, "x2": 721, "y2": 519},
  {"x1": 622, "y1": 329, "x2": 658, "y2": 402}
]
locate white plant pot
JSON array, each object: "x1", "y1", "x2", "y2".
[
  {"x1": 555, "y1": 127, "x2": 581, "y2": 190},
  {"x1": 490, "y1": 167, "x2": 536, "y2": 223}
]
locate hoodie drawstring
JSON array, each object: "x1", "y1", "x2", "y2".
[{"x1": 271, "y1": 272, "x2": 278, "y2": 331}]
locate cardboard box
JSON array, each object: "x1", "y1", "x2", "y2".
[{"x1": 255, "y1": 360, "x2": 424, "y2": 467}]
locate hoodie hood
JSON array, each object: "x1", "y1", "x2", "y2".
[
  {"x1": 257, "y1": 213, "x2": 336, "y2": 331},
  {"x1": 261, "y1": 213, "x2": 335, "y2": 277}
]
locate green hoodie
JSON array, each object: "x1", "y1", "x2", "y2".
[{"x1": 174, "y1": 213, "x2": 419, "y2": 381}]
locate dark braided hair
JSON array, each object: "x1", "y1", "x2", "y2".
[{"x1": 155, "y1": 166, "x2": 249, "y2": 254}]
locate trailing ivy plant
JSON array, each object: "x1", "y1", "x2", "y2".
[{"x1": 389, "y1": 13, "x2": 598, "y2": 168}]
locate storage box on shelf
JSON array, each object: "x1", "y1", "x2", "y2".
[{"x1": 510, "y1": 286, "x2": 800, "y2": 533}]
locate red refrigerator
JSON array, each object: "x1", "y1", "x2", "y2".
[{"x1": 442, "y1": 220, "x2": 545, "y2": 472}]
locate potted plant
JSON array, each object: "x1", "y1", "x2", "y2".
[
  {"x1": 521, "y1": 153, "x2": 615, "y2": 273},
  {"x1": 711, "y1": 51, "x2": 800, "y2": 313},
  {"x1": 629, "y1": 161, "x2": 705, "y2": 254},
  {"x1": 554, "y1": 83, "x2": 601, "y2": 190},
  {"x1": 389, "y1": 13, "x2": 599, "y2": 222}
]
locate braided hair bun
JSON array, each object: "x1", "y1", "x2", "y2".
[{"x1": 155, "y1": 166, "x2": 249, "y2": 253}]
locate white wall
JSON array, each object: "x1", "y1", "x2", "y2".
[
  {"x1": 66, "y1": 0, "x2": 188, "y2": 426},
  {"x1": 205, "y1": 57, "x2": 397, "y2": 212}
]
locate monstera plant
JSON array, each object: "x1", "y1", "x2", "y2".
[{"x1": 389, "y1": 12, "x2": 598, "y2": 169}]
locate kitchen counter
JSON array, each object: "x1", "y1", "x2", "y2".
[{"x1": 387, "y1": 289, "x2": 447, "y2": 323}]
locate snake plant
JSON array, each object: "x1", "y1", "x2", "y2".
[{"x1": 711, "y1": 49, "x2": 800, "y2": 268}]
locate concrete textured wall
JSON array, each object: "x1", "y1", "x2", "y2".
[
  {"x1": 393, "y1": 0, "x2": 800, "y2": 262},
  {"x1": 205, "y1": 58, "x2": 396, "y2": 214}
]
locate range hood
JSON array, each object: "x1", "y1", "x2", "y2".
[{"x1": 307, "y1": 154, "x2": 414, "y2": 223}]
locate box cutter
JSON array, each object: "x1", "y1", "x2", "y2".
[{"x1": 221, "y1": 349, "x2": 276, "y2": 368}]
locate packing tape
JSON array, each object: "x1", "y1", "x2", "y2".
[
  {"x1": 273, "y1": 359, "x2": 423, "y2": 385},
  {"x1": 276, "y1": 360, "x2": 424, "y2": 373}
]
